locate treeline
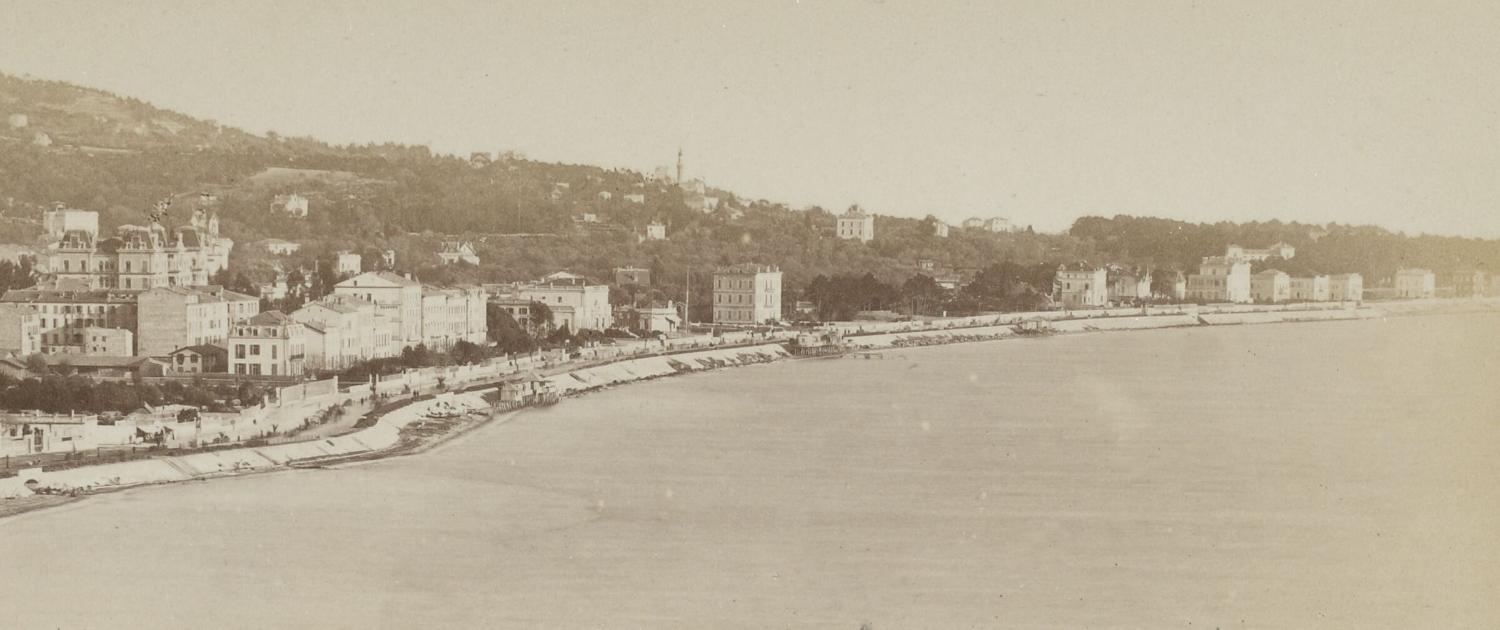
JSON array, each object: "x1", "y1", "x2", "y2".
[
  {"x1": 0, "y1": 373, "x2": 265, "y2": 414},
  {"x1": 799, "y1": 262, "x2": 1057, "y2": 320}
]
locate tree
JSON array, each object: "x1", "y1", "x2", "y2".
[
  {"x1": 487, "y1": 304, "x2": 536, "y2": 354},
  {"x1": 24, "y1": 353, "x2": 47, "y2": 375}
]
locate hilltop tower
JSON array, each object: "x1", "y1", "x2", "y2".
[{"x1": 676, "y1": 147, "x2": 683, "y2": 185}]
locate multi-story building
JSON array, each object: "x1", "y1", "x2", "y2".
[
  {"x1": 615, "y1": 267, "x2": 652, "y2": 286},
  {"x1": 1328, "y1": 273, "x2": 1363, "y2": 302},
  {"x1": 1394, "y1": 268, "x2": 1436, "y2": 299},
  {"x1": 1288, "y1": 275, "x2": 1331, "y2": 302},
  {"x1": 1225, "y1": 242, "x2": 1296, "y2": 262},
  {"x1": 1186, "y1": 256, "x2": 1252, "y2": 303},
  {"x1": 933, "y1": 221, "x2": 949, "y2": 238},
  {"x1": 962, "y1": 217, "x2": 1017, "y2": 233},
  {"x1": 291, "y1": 295, "x2": 401, "y2": 370},
  {"x1": 515, "y1": 276, "x2": 613, "y2": 332},
  {"x1": 271, "y1": 194, "x2": 309, "y2": 217},
  {"x1": 1251, "y1": 270, "x2": 1291, "y2": 303},
  {"x1": 0, "y1": 303, "x2": 42, "y2": 356},
  {"x1": 335, "y1": 251, "x2": 362, "y2": 276},
  {"x1": 712, "y1": 264, "x2": 782, "y2": 325},
  {"x1": 644, "y1": 221, "x2": 667, "y2": 240},
  {"x1": 438, "y1": 241, "x2": 480, "y2": 265},
  {"x1": 42, "y1": 209, "x2": 232, "y2": 290},
  {"x1": 1053, "y1": 265, "x2": 1109, "y2": 308},
  {"x1": 420, "y1": 285, "x2": 487, "y2": 350},
  {"x1": 836, "y1": 206, "x2": 875, "y2": 242},
  {"x1": 334, "y1": 271, "x2": 425, "y2": 347},
  {"x1": 227, "y1": 311, "x2": 305, "y2": 377},
  {"x1": 77, "y1": 327, "x2": 134, "y2": 356},
  {"x1": 0, "y1": 288, "x2": 138, "y2": 354},
  {"x1": 136, "y1": 286, "x2": 233, "y2": 357},
  {"x1": 1447, "y1": 270, "x2": 1487, "y2": 297},
  {"x1": 1107, "y1": 268, "x2": 1152, "y2": 304},
  {"x1": 42, "y1": 205, "x2": 99, "y2": 239},
  {"x1": 260, "y1": 239, "x2": 301, "y2": 256}
]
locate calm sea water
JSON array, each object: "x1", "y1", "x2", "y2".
[{"x1": 2, "y1": 314, "x2": 1497, "y2": 629}]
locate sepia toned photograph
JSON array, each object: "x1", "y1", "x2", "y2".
[{"x1": 1, "y1": 2, "x2": 1497, "y2": 628}]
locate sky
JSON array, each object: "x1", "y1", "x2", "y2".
[{"x1": 2, "y1": 0, "x2": 1498, "y2": 237}]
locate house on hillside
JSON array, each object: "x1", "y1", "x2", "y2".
[
  {"x1": 836, "y1": 206, "x2": 875, "y2": 242},
  {"x1": 438, "y1": 241, "x2": 479, "y2": 265},
  {"x1": 260, "y1": 239, "x2": 301, "y2": 255},
  {"x1": 270, "y1": 194, "x2": 309, "y2": 217}
]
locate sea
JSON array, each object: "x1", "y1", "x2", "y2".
[{"x1": 1, "y1": 313, "x2": 1497, "y2": 629}]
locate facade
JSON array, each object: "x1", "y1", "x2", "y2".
[
  {"x1": 1107, "y1": 268, "x2": 1153, "y2": 303},
  {"x1": 933, "y1": 221, "x2": 949, "y2": 238},
  {"x1": 1328, "y1": 273, "x2": 1363, "y2": 302},
  {"x1": 1053, "y1": 265, "x2": 1109, "y2": 309},
  {"x1": 615, "y1": 267, "x2": 652, "y2": 286},
  {"x1": 836, "y1": 206, "x2": 875, "y2": 242},
  {"x1": 644, "y1": 221, "x2": 666, "y2": 240},
  {"x1": 712, "y1": 264, "x2": 782, "y2": 325},
  {"x1": 261, "y1": 239, "x2": 301, "y2": 256},
  {"x1": 1394, "y1": 268, "x2": 1436, "y2": 299},
  {"x1": 1186, "y1": 256, "x2": 1252, "y2": 303},
  {"x1": 335, "y1": 251, "x2": 363, "y2": 276},
  {"x1": 624, "y1": 193, "x2": 646, "y2": 204},
  {"x1": 77, "y1": 327, "x2": 133, "y2": 356},
  {"x1": 43, "y1": 210, "x2": 232, "y2": 290},
  {"x1": 166, "y1": 344, "x2": 227, "y2": 374},
  {"x1": 1250, "y1": 270, "x2": 1291, "y2": 303},
  {"x1": 271, "y1": 194, "x2": 309, "y2": 217},
  {"x1": 963, "y1": 217, "x2": 1017, "y2": 233},
  {"x1": 0, "y1": 288, "x2": 138, "y2": 354},
  {"x1": 292, "y1": 295, "x2": 400, "y2": 370},
  {"x1": 1226, "y1": 242, "x2": 1296, "y2": 262},
  {"x1": 334, "y1": 271, "x2": 425, "y2": 346},
  {"x1": 633, "y1": 302, "x2": 681, "y2": 334},
  {"x1": 438, "y1": 241, "x2": 480, "y2": 265},
  {"x1": 136, "y1": 286, "x2": 235, "y2": 357},
  {"x1": 515, "y1": 276, "x2": 613, "y2": 332},
  {"x1": 0, "y1": 303, "x2": 42, "y2": 356},
  {"x1": 227, "y1": 311, "x2": 306, "y2": 377},
  {"x1": 43, "y1": 206, "x2": 99, "y2": 239},
  {"x1": 1288, "y1": 275, "x2": 1331, "y2": 302},
  {"x1": 420, "y1": 285, "x2": 488, "y2": 350}
]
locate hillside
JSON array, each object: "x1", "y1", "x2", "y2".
[{"x1": 2, "y1": 71, "x2": 1498, "y2": 317}]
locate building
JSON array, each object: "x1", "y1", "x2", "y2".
[
  {"x1": 633, "y1": 302, "x2": 681, "y2": 334},
  {"x1": 1164, "y1": 271, "x2": 1187, "y2": 301},
  {"x1": 166, "y1": 343, "x2": 227, "y2": 375},
  {"x1": 42, "y1": 209, "x2": 232, "y2": 290},
  {"x1": 260, "y1": 239, "x2": 301, "y2": 256},
  {"x1": 1328, "y1": 273, "x2": 1363, "y2": 302},
  {"x1": 32, "y1": 132, "x2": 51, "y2": 147},
  {"x1": 1288, "y1": 275, "x2": 1330, "y2": 302},
  {"x1": 271, "y1": 194, "x2": 309, "y2": 217},
  {"x1": 933, "y1": 221, "x2": 949, "y2": 238},
  {"x1": 597, "y1": 191, "x2": 613, "y2": 201},
  {"x1": 615, "y1": 267, "x2": 651, "y2": 286},
  {"x1": 1186, "y1": 256, "x2": 1252, "y2": 303},
  {"x1": 513, "y1": 275, "x2": 613, "y2": 332},
  {"x1": 78, "y1": 327, "x2": 133, "y2": 356},
  {"x1": 1447, "y1": 270, "x2": 1487, "y2": 297},
  {"x1": 335, "y1": 251, "x2": 362, "y2": 276},
  {"x1": 0, "y1": 303, "x2": 41, "y2": 356},
  {"x1": 227, "y1": 311, "x2": 306, "y2": 377},
  {"x1": 0, "y1": 288, "x2": 138, "y2": 354},
  {"x1": 1251, "y1": 270, "x2": 1291, "y2": 303},
  {"x1": 381, "y1": 250, "x2": 397, "y2": 269},
  {"x1": 135, "y1": 286, "x2": 239, "y2": 357},
  {"x1": 644, "y1": 221, "x2": 667, "y2": 240},
  {"x1": 624, "y1": 193, "x2": 646, "y2": 204},
  {"x1": 712, "y1": 264, "x2": 782, "y2": 325},
  {"x1": 963, "y1": 217, "x2": 1017, "y2": 233},
  {"x1": 1053, "y1": 265, "x2": 1109, "y2": 308},
  {"x1": 420, "y1": 285, "x2": 487, "y2": 350},
  {"x1": 44, "y1": 355, "x2": 161, "y2": 381},
  {"x1": 1225, "y1": 242, "x2": 1296, "y2": 262},
  {"x1": 1394, "y1": 268, "x2": 1436, "y2": 299},
  {"x1": 334, "y1": 271, "x2": 425, "y2": 346},
  {"x1": 1107, "y1": 268, "x2": 1153, "y2": 304},
  {"x1": 292, "y1": 295, "x2": 399, "y2": 369},
  {"x1": 836, "y1": 206, "x2": 875, "y2": 242},
  {"x1": 438, "y1": 241, "x2": 480, "y2": 265}
]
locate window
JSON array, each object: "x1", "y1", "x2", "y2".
[{"x1": 235, "y1": 344, "x2": 246, "y2": 359}]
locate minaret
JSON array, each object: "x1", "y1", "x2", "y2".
[{"x1": 676, "y1": 147, "x2": 683, "y2": 185}]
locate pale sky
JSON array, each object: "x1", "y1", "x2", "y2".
[{"x1": 2, "y1": 1, "x2": 1498, "y2": 237}]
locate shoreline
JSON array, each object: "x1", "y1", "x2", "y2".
[{"x1": 3, "y1": 298, "x2": 1498, "y2": 523}]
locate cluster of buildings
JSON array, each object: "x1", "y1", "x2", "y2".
[
  {"x1": 1181, "y1": 244, "x2": 1362, "y2": 305},
  {"x1": 41, "y1": 205, "x2": 233, "y2": 290}
]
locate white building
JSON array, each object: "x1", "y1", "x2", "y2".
[
  {"x1": 1289, "y1": 275, "x2": 1331, "y2": 302},
  {"x1": 514, "y1": 275, "x2": 613, "y2": 332},
  {"x1": 1226, "y1": 242, "x2": 1296, "y2": 262},
  {"x1": 438, "y1": 241, "x2": 480, "y2": 265},
  {"x1": 645, "y1": 221, "x2": 667, "y2": 241},
  {"x1": 1328, "y1": 273, "x2": 1363, "y2": 302},
  {"x1": 1053, "y1": 265, "x2": 1108, "y2": 308},
  {"x1": 335, "y1": 251, "x2": 362, "y2": 276},
  {"x1": 271, "y1": 194, "x2": 309, "y2": 217},
  {"x1": 713, "y1": 264, "x2": 782, "y2": 325},
  {"x1": 42, "y1": 209, "x2": 232, "y2": 290},
  {"x1": 836, "y1": 206, "x2": 875, "y2": 242},
  {"x1": 261, "y1": 239, "x2": 301, "y2": 256},
  {"x1": 420, "y1": 285, "x2": 488, "y2": 350},
  {"x1": 624, "y1": 193, "x2": 646, "y2": 204},
  {"x1": 0, "y1": 303, "x2": 42, "y2": 356},
  {"x1": 43, "y1": 206, "x2": 99, "y2": 239},
  {"x1": 1251, "y1": 270, "x2": 1291, "y2": 303},
  {"x1": 7, "y1": 113, "x2": 27, "y2": 129},
  {"x1": 334, "y1": 271, "x2": 425, "y2": 346},
  {"x1": 1107, "y1": 268, "x2": 1153, "y2": 303},
  {"x1": 1186, "y1": 256, "x2": 1252, "y2": 303},
  {"x1": 933, "y1": 221, "x2": 949, "y2": 238},
  {"x1": 1394, "y1": 268, "x2": 1435, "y2": 299},
  {"x1": 291, "y1": 295, "x2": 399, "y2": 370},
  {"x1": 227, "y1": 311, "x2": 305, "y2": 377}
]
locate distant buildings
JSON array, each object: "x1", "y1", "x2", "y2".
[
  {"x1": 511, "y1": 274, "x2": 613, "y2": 332},
  {"x1": 644, "y1": 221, "x2": 667, "y2": 241},
  {"x1": 43, "y1": 205, "x2": 99, "y2": 239},
  {"x1": 0, "y1": 288, "x2": 138, "y2": 354},
  {"x1": 270, "y1": 194, "x2": 309, "y2": 217},
  {"x1": 597, "y1": 191, "x2": 613, "y2": 201},
  {"x1": 260, "y1": 239, "x2": 301, "y2": 256},
  {"x1": 1328, "y1": 273, "x2": 1363, "y2": 302},
  {"x1": 624, "y1": 193, "x2": 646, "y2": 204},
  {"x1": 1107, "y1": 268, "x2": 1152, "y2": 303},
  {"x1": 43, "y1": 208, "x2": 232, "y2": 290},
  {"x1": 0, "y1": 303, "x2": 42, "y2": 356},
  {"x1": 227, "y1": 311, "x2": 305, "y2": 377},
  {"x1": 713, "y1": 264, "x2": 782, "y2": 325},
  {"x1": 1288, "y1": 275, "x2": 1330, "y2": 302},
  {"x1": 292, "y1": 295, "x2": 399, "y2": 370},
  {"x1": 136, "y1": 286, "x2": 252, "y2": 358},
  {"x1": 1186, "y1": 256, "x2": 1252, "y2": 303},
  {"x1": 419, "y1": 285, "x2": 487, "y2": 350},
  {"x1": 1251, "y1": 270, "x2": 1291, "y2": 303},
  {"x1": 836, "y1": 206, "x2": 875, "y2": 242},
  {"x1": 632, "y1": 302, "x2": 680, "y2": 334},
  {"x1": 1394, "y1": 268, "x2": 1436, "y2": 299},
  {"x1": 1447, "y1": 270, "x2": 1487, "y2": 297},
  {"x1": 615, "y1": 267, "x2": 651, "y2": 286},
  {"x1": 335, "y1": 251, "x2": 362, "y2": 276},
  {"x1": 1053, "y1": 265, "x2": 1108, "y2": 308},
  {"x1": 1226, "y1": 242, "x2": 1295, "y2": 262},
  {"x1": 334, "y1": 271, "x2": 425, "y2": 346},
  {"x1": 7, "y1": 113, "x2": 27, "y2": 129},
  {"x1": 437, "y1": 241, "x2": 479, "y2": 265},
  {"x1": 933, "y1": 221, "x2": 949, "y2": 238},
  {"x1": 963, "y1": 217, "x2": 1017, "y2": 233}
]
